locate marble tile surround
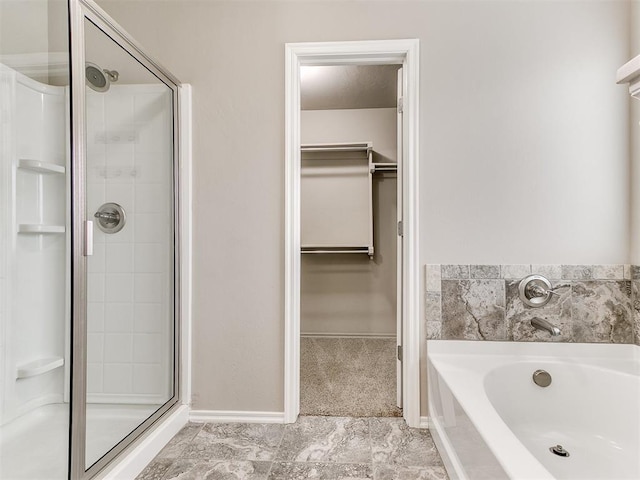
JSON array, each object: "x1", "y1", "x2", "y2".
[
  {"x1": 136, "y1": 417, "x2": 448, "y2": 480},
  {"x1": 426, "y1": 264, "x2": 639, "y2": 345}
]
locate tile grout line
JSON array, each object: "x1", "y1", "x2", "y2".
[
  {"x1": 174, "y1": 422, "x2": 205, "y2": 458},
  {"x1": 158, "y1": 459, "x2": 176, "y2": 480},
  {"x1": 157, "y1": 422, "x2": 206, "y2": 480},
  {"x1": 368, "y1": 417, "x2": 375, "y2": 479},
  {"x1": 264, "y1": 421, "x2": 287, "y2": 479}
]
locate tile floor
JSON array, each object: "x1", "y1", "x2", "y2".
[{"x1": 136, "y1": 416, "x2": 449, "y2": 479}]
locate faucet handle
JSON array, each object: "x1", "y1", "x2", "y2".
[
  {"x1": 526, "y1": 284, "x2": 548, "y2": 298},
  {"x1": 547, "y1": 284, "x2": 570, "y2": 296},
  {"x1": 519, "y1": 275, "x2": 563, "y2": 308},
  {"x1": 527, "y1": 282, "x2": 568, "y2": 298}
]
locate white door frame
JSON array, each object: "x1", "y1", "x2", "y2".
[{"x1": 284, "y1": 39, "x2": 421, "y2": 427}]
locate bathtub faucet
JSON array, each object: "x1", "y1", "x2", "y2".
[{"x1": 531, "y1": 317, "x2": 561, "y2": 336}]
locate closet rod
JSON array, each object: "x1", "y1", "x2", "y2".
[
  {"x1": 301, "y1": 246, "x2": 374, "y2": 256},
  {"x1": 301, "y1": 142, "x2": 372, "y2": 154},
  {"x1": 371, "y1": 162, "x2": 398, "y2": 173}
]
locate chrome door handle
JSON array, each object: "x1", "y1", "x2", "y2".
[{"x1": 85, "y1": 220, "x2": 94, "y2": 256}]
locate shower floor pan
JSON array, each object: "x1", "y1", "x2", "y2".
[{"x1": 0, "y1": 403, "x2": 159, "y2": 479}]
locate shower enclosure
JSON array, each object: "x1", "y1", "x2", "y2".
[{"x1": 0, "y1": 0, "x2": 185, "y2": 478}]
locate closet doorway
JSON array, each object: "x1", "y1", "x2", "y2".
[
  {"x1": 299, "y1": 65, "x2": 402, "y2": 417},
  {"x1": 284, "y1": 40, "x2": 421, "y2": 427}
]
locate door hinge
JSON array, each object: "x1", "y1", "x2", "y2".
[
  {"x1": 397, "y1": 97, "x2": 404, "y2": 114},
  {"x1": 397, "y1": 345, "x2": 403, "y2": 361},
  {"x1": 397, "y1": 220, "x2": 403, "y2": 237}
]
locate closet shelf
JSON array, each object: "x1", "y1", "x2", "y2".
[
  {"x1": 617, "y1": 54, "x2": 640, "y2": 98},
  {"x1": 18, "y1": 159, "x2": 66, "y2": 174},
  {"x1": 18, "y1": 224, "x2": 65, "y2": 234},
  {"x1": 16, "y1": 357, "x2": 64, "y2": 379}
]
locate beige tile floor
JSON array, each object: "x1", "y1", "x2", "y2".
[{"x1": 136, "y1": 416, "x2": 449, "y2": 479}]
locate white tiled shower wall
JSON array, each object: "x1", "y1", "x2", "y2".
[
  {"x1": 86, "y1": 85, "x2": 173, "y2": 404},
  {"x1": 1, "y1": 66, "x2": 67, "y2": 424}
]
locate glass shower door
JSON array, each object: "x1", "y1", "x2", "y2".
[{"x1": 81, "y1": 12, "x2": 177, "y2": 471}]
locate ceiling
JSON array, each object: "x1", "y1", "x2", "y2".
[{"x1": 300, "y1": 65, "x2": 400, "y2": 111}]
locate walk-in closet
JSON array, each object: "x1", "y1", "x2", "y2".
[{"x1": 299, "y1": 65, "x2": 402, "y2": 416}]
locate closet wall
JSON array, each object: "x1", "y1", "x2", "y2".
[{"x1": 300, "y1": 108, "x2": 398, "y2": 336}]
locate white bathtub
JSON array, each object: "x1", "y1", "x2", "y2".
[{"x1": 427, "y1": 340, "x2": 640, "y2": 480}]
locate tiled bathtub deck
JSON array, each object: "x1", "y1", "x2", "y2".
[{"x1": 136, "y1": 416, "x2": 448, "y2": 479}]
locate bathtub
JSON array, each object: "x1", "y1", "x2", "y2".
[{"x1": 426, "y1": 340, "x2": 640, "y2": 480}]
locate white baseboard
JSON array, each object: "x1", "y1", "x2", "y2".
[
  {"x1": 189, "y1": 409, "x2": 419, "y2": 427},
  {"x1": 419, "y1": 415, "x2": 430, "y2": 429},
  {"x1": 301, "y1": 332, "x2": 396, "y2": 339},
  {"x1": 97, "y1": 404, "x2": 189, "y2": 480},
  {"x1": 189, "y1": 410, "x2": 285, "y2": 424}
]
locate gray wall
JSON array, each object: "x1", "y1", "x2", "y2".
[
  {"x1": 0, "y1": 0, "x2": 70, "y2": 85},
  {"x1": 0, "y1": 0, "x2": 48, "y2": 57},
  {"x1": 95, "y1": 0, "x2": 632, "y2": 414},
  {"x1": 301, "y1": 109, "x2": 397, "y2": 162}
]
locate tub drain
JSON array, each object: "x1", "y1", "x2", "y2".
[
  {"x1": 550, "y1": 445, "x2": 570, "y2": 457},
  {"x1": 533, "y1": 369, "x2": 552, "y2": 387}
]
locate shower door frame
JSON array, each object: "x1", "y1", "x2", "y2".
[{"x1": 68, "y1": 0, "x2": 183, "y2": 478}]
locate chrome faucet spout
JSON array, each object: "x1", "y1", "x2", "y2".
[{"x1": 531, "y1": 317, "x2": 561, "y2": 336}]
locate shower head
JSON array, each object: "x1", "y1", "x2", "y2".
[{"x1": 85, "y1": 62, "x2": 119, "y2": 92}]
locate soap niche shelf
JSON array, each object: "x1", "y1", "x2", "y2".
[
  {"x1": 18, "y1": 224, "x2": 65, "y2": 234},
  {"x1": 16, "y1": 357, "x2": 64, "y2": 379},
  {"x1": 18, "y1": 159, "x2": 66, "y2": 174},
  {"x1": 16, "y1": 158, "x2": 66, "y2": 233}
]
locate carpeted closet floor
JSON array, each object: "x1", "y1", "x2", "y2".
[{"x1": 300, "y1": 337, "x2": 402, "y2": 417}]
